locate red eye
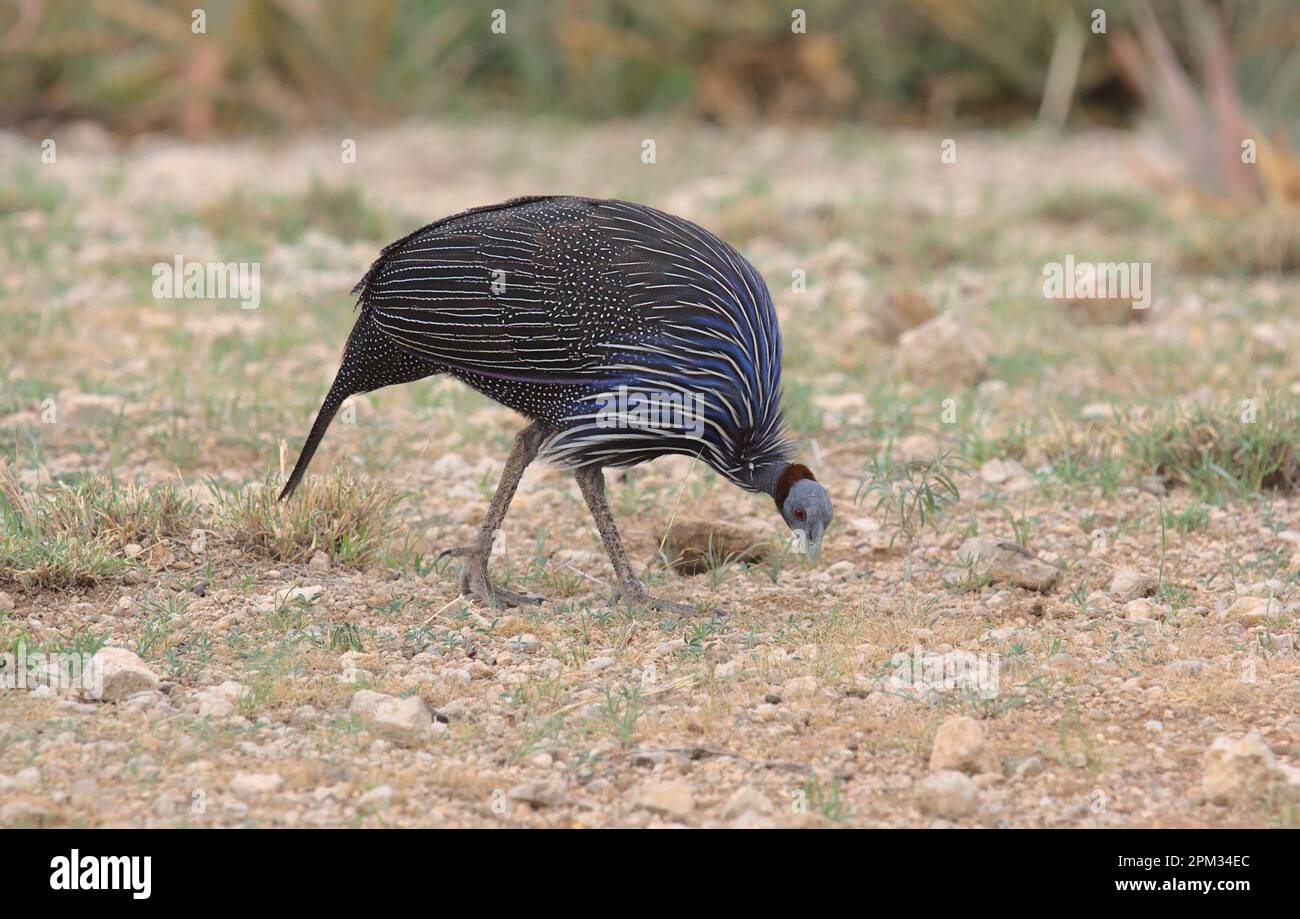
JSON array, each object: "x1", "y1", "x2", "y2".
[{"x1": 793, "y1": 507, "x2": 806, "y2": 521}]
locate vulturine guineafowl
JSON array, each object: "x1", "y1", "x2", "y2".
[{"x1": 279, "y1": 196, "x2": 832, "y2": 613}]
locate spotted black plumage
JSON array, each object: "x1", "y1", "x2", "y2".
[{"x1": 280, "y1": 195, "x2": 832, "y2": 611}]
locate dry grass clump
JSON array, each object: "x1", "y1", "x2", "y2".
[
  {"x1": 0, "y1": 463, "x2": 167, "y2": 590},
  {"x1": 0, "y1": 531, "x2": 128, "y2": 591},
  {"x1": 1177, "y1": 211, "x2": 1300, "y2": 276},
  {"x1": 1029, "y1": 187, "x2": 1163, "y2": 232},
  {"x1": 36, "y1": 476, "x2": 198, "y2": 546},
  {"x1": 215, "y1": 468, "x2": 399, "y2": 567},
  {"x1": 870, "y1": 289, "x2": 938, "y2": 344},
  {"x1": 1060, "y1": 296, "x2": 1151, "y2": 325}
]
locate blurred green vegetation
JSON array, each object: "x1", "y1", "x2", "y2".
[{"x1": 1, "y1": 0, "x2": 1297, "y2": 142}]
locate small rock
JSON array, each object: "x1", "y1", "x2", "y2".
[
  {"x1": 1202, "y1": 731, "x2": 1277, "y2": 805},
  {"x1": 979, "y1": 458, "x2": 1031, "y2": 490},
  {"x1": 120, "y1": 688, "x2": 171, "y2": 712},
  {"x1": 1122, "y1": 598, "x2": 1162, "y2": 621},
  {"x1": 274, "y1": 584, "x2": 324, "y2": 605},
  {"x1": 0, "y1": 590, "x2": 15, "y2": 613},
  {"x1": 193, "y1": 681, "x2": 245, "y2": 718},
  {"x1": 358, "y1": 785, "x2": 394, "y2": 808},
  {"x1": 69, "y1": 778, "x2": 99, "y2": 807},
  {"x1": 123, "y1": 543, "x2": 143, "y2": 559},
  {"x1": 350, "y1": 690, "x2": 437, "y2": 747},
  {"x1": 848, "y1": 516, "x2": 881, "y2": 535},
  {"x1": 230, "y1": 772, "x2": 283, "y2": 796},
  {"x1": 508, "y1": 780, "x2": 567, "y2": 808},
  {"x1": 915, "y1": 771, "x2": 980, "y2": 819},
  {"x1": 439, "y1": 666, "x2": 470, "y2": 686},
  {"x1": 720, "y1": 786, "x2": 775, "y2": 819},
  {"x1": 943, "y1": 537, "x2": 1059, "y2": 592},
  {"x1": 89, "y1": 647, "x2": 159, "y2": 702},
  {"x1": 1243, "y1": 578, "x2": 1285, "y2": 596},
  {"x1": 308, "y1": 550, "x2": 331, "y2": 574},
  {"x1": 290, "y1": 704, "x2": 322, "y2": 726},
  {"x1": 825, "y1": 559, "x2": 856, "y2": 580},
  {"x1": 714, "y1": 659, "x2": 743, "y2": 678},
  {"x1": 782, "y1": 675, "x2": 819, "y2": 699},
  {"x1": 1013, "y1": 756, "x2": 1044, "y2": 782},
  {"x1": 894, "y1": 311, "x2": 991, "y2": 385},
  {"x1": 509, "y1": 633, "x2": 541, "y2": 652},
  {"x1": 929, "y1": 716, "x2": 985, "y2": 774},
  {"x1": 633, "y1": 781, "x2": 695, "y2": 820},
  {"x1": 1225, "y1": 596, "x2": 1274, "y2": 626},
  {"x1": 339, "y1": 666, "x2": 372, "y2": 685},
  {"x1": 1108, "y1": 569, "x2": 1156, "y2": 602}
]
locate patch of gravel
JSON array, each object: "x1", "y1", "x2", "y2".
[{"x1": 1, "y1": 121, "x2": 1297, "y2": 827}]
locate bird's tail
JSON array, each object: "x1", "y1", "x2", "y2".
[{"x1": 278, "y1": 373, "x2": 351, "y2": 500}]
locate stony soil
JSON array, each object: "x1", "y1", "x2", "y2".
[{"x1": 1, "y1": 119, "x2": 1297, "y2": 827}]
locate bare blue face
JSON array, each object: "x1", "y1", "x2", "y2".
[{"x1": 780, "y1": 478, "x2": 833, "y2": 562}]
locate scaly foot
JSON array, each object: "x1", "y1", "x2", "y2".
[
  {"x1": 438, "y1": 545, "x2": 546, "y2": 610},
  {"x1": 611, "y1": 579, "x2": 725, "y2": 618}
]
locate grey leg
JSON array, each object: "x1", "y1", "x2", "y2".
[
  {"x1": 441, "y1": 422, "x2": 549, "y2": 609},
  {"x1": 574, "y1": 465, "x2": 711, "y2": 617}
]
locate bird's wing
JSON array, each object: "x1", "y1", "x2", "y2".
[
  {"x1": 361, "y1": 196, "x2": 651, "y2": 385},
  {"x1": 361, "y1": 195, "x2": 791, "y2": 481},
  {"x1": 541, "y1": 200, "x2": 792, "y2": 483}
]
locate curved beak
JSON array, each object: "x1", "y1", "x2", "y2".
[{"x1": 804, "y1": 523, "x2": 825, "y2": 565}]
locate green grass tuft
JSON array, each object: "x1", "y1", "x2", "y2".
[{"x1": 1120, "y1": 397, "x2": 1300, "y2": 498}]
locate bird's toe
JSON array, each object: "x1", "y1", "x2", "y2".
[
  {"x1": 451, "y1": 556, "x2": 546, "y2": 610},
  {"x1": 437, "y1": 544, "x2": 476, "y2": 562},
  {"x1": 612, "y1": 582, "x2": 722, "y2": 618},
  {"x1": 487, "y1": 584, "x2": 547, "y2": 608}
]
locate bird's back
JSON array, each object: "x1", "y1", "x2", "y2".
[{"x1": 361, "y1": 196, "x2": 791, "y2": 488}]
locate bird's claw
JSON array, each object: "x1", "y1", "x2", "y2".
[
  {"x1": 442, "y1": 546, "x2": 545, "y2": 610},
  {"x1": 611, "y1": 581, "x2": 724, "y2": 618}
]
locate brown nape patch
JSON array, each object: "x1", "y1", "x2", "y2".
[{"x1": 772, "y1": 463, "x2": 816, "y2": 509}]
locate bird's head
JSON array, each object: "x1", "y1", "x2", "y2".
[{"x1": 772, "y1": 463, "x2": 833, "y2": 564}]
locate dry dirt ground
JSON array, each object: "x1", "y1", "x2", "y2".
[{"x1": 1, "y1": 119, "x2": 1298, "y2": 827}]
